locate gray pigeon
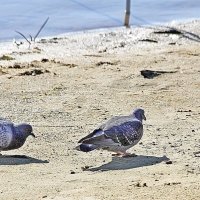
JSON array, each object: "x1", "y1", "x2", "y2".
[
  {"x1": 76, "y1": 108, "x2": 146, "y2": 156},
  {"x1": 0, "y1": 119, "x2": 35, "y2": 152}
]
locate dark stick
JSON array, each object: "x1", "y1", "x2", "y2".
[
  {"x1": 33, "y1": 17, "x2": 49, "y2": 41},
  {"x1": 15, "y1": 30, "x2": 31, "y2": 45}
]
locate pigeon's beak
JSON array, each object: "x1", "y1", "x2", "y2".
[
  {"x1": 30, "y1": 133, "x2": 36, "y2": 138},
  {"x1": 143, "y1": 114, "x2": 146, "y2": 121}
]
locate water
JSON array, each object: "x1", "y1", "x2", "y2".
[{"x1": 0, "y1": 0, "x2": 200, "y2": 41}]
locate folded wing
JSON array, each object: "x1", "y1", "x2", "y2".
[{"x1": 104, "y1": 120, "x2": 143, "y2": 146}]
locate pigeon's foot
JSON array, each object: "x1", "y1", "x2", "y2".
[
  {"x1": 112, "y1": 152, "x2": 137, "y2": 157},
  {"x1": 122, "y1": 153, "x2": 137, "y2": 158},
  {"x1": 112, "y1": 152, "x2": 125, "y2": 157}
]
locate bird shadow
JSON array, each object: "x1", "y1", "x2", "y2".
[
  {"x1": 89, "y1": 154, "x2": 169, "y2": 171},
  {"x1": 0, "y1": 155, "x2": 49, "y2": 165}
]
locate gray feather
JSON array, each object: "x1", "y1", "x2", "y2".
[{"x1": 104, "y1": 120, "x2": 143, "y2": 146}]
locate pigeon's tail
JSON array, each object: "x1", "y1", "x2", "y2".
[{"x1": 75, "y1": 144, "x2": 98, "y2": 152}]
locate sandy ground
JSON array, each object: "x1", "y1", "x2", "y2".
[{"x1": 0, "y1": 20, "x2": 200, "y2": 200}]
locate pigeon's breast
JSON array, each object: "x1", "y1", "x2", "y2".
[{"x1": 0, "y1": 125, "x2": 13, "y2": 149}]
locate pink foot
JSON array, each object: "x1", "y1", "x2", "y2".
[
  {"x1": 112, "y1": 152, "x2": 125, "y2": 157},
  {"x1": 122, "y1": 153, "x2": 137, "y2": 158},
  {"x1": 112, "y1": 152, "x2": 137, "y2": 157}
]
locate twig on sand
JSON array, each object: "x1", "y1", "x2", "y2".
[
  {"x1": 15, "y1": 17, "x2": 49, "y2": 48},
  {"x1": 15, "y1": 30, "x2": 31, "y2": 47},
  {"x1": 33, "y1": 17, "x2": 49, "y2": 42}
]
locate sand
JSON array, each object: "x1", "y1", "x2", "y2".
[{"x1": 0, "y1": 20, "x2": 200, "y2": 200}]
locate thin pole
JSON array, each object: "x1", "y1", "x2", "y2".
[{"x1": 124, "y1": 0, "x2": 131, "y2": 27}]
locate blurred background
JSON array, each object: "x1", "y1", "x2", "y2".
[{"x1": 0, "y1": 0, "x2": 200, "y2": 41}]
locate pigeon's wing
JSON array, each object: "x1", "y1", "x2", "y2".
[
  {"x1": 0, "y1": 119, "x2": 14, "y2": 130},
  {"x1": 78, "y1": 129, "x2": 103, "y2": 143},
  {"x1": 0, "y1": 118, "x2": 13, "y2": 125},
  {"x1": 103, "y1": 120, "x2": 143, "y2": 146},
  {"x1": 0, "y1": 119, "x2": 14, "y2": 149},
  {"x1": 81, "y1": 119, "x2": 143, "y2": 147},
  {"x1": 99, "y1": 115, "x2": 133, "y2": 130},
  {"x1": 78, "y1": 116, "x2": 130, "y2": 143}
]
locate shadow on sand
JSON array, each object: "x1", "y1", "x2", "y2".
[
  {"x1": 89, "y1": 155, "x2": 169, "y2": 171},
  {"x1": 0, "y1": 155, "x2": 49, "y2": 165}
]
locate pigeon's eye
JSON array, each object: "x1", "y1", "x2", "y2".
[{"x1": 25, "y1": 127, "x2": 31, "y2": 132}]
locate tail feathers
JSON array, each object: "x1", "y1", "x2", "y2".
[{"x1": 75, "y1": 144, "x2": 98, "y2": 152}]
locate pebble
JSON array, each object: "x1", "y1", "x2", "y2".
[
  {"x1": 164, "y1": 182, "x2": 181, "y2": 186},
  {"x1": 166, "y1": 160, "x2": 173, "y2": 164},
  {"x1": 135, "y1": 182, "x2": 148, "y2": 187},
  {"x1": 41, "y1": 58, "x2": 49, "y2": 63}
]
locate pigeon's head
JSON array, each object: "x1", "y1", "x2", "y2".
[
  {"x1": 133, "y1": 108, "x2": 146, "y2": 121},
  {"x1": 16, "y1": 123, "x2": 35, "y2": 138}
]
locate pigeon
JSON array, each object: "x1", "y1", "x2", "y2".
[
  {"x1": 0, "y1": 119, "x2": 35, "y2": 152},
  {"x1": 76, "y1": 108, "x2": 146, "y2": 157}
]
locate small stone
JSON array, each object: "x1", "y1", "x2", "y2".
[
  {"x1": 18, "y1": 69, "x2": 50, "y2": 76},
  {"x1": 135, "y1": 182, "x2": 141, "y2": 187},
  {"x1": 169, "y1": 42, "x2": 176, "y2": 45},
  {"x1": 42, "y1": 195, "x2": 47, "y2": 198},
  {"x1": 41, "y1": 58, "x2": 49, "y2": 62},
  {"x1": 70, "y1": 170, "x2": 75, "y2": 174},
  {"x1": 143, "y1": 183, "x2": 147, "y2": 187},
  {"x1": 172, "y1": 182, "x2": 181, "y2": 185},
  {"x1": 0, "y1": 55, "x2": 15, "y2": 61},
  {"x1": 13, "y1": 64, "x2": 22, "y2": 69},
  {"x1": 166, "y1": 160, "x2": 173, "y2": 164},
  {"x1": 139, "y1": 142, "x2": 143, "y2": 145},
  {"x1": 193, "y1": 151, "x2": 200, "y2": 157},
  {"x1": 187, "y1": 170, "x2": 194, "y2": 174}
]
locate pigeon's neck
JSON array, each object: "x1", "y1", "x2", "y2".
[
  {"x1": 14, "y1": 127, "x2": 26, "y2": 143},
  {"x1": 133, "y1": 113, "x2": 143, "y2": 122},
  {"x1": 5, "y1": 127, "x2": 26, "y2": 150}
]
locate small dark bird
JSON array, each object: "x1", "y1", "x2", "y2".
[
  {"x1": 0, "y1": 119, "x2": 35, "y2": 152},
  {"x1": 76, "y1": 108, "x2": 146, "y2": 157}
]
